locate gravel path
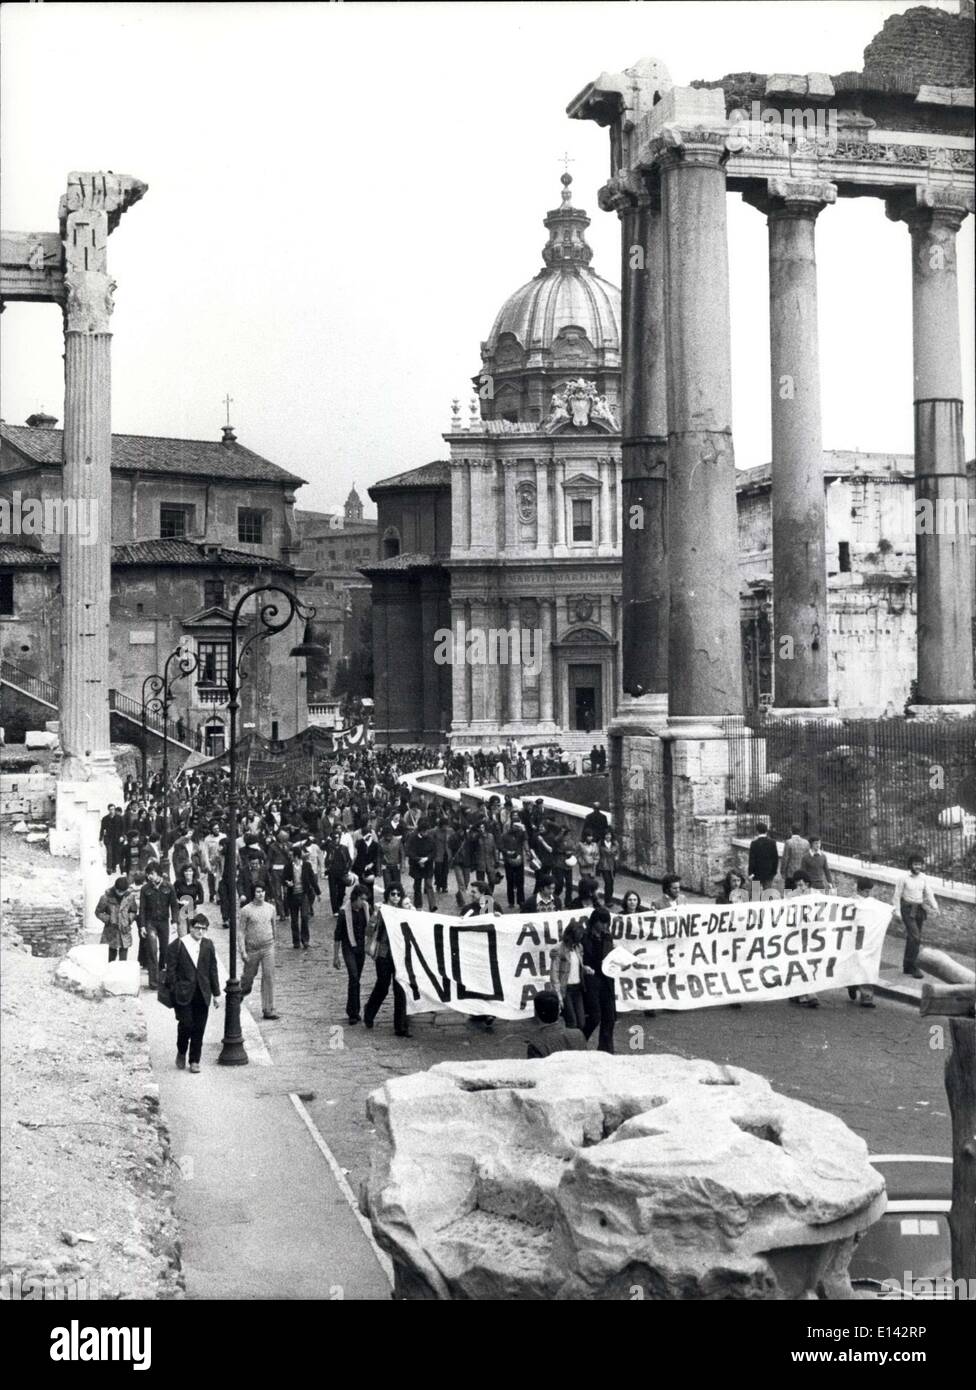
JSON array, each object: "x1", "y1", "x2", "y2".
[{"x1": 1, "y1": 838, "x2": 183, "y2": 1301}]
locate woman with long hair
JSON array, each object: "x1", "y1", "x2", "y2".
[{"x1": 362, "y1": 886, "x2": 411, "y2": 1037}]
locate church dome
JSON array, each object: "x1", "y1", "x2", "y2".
[{"x1": 477, "y1": 175, "x2": 621, "y2": 426}]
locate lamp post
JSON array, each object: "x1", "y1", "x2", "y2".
[
  {"x1": 218, "y1": 586, "x2": 326, "y2": 1066},
  {"x1": 140, "y1": 646, "x2": 201, "y2": 849}
]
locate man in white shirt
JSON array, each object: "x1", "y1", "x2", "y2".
[
  {"x1": 780, "y1": 826, "x2": 811, "y2": 886},
  {"x1": 239, "y1": 884, "x2": 280, "y2": 1019},
  {"x1": 893, "y1": 855, "x2": 940, "y2": 979}
]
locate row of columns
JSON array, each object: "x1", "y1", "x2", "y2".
[
  {"x1": 607, "y1": 136, "x2": 974, "y2": 718},
  {"x1": 450, "y1": 597, "x2": 556, "y2": 727},
  {"x1": 452, "y1": 457, "x2": 618, "y2": 555}
]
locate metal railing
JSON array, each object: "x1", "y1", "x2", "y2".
[
  {"x1": 726, "y1": 711, "x2": 976, "y2": 885},
  {"x1": 108, "y1": 688, "x2": 189, "y2": 746},
  {"x1": 0, "y1": 660, "x2": 59, "y2": 708}
]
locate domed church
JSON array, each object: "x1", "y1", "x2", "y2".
[
  {"x1": 446, "y1": 174, "x2": 623, "y2": 747},
  {"x1": 366, "y1": 175, "x2": 625, "y2": 748}
]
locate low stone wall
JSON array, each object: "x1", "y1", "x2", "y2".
[
  {"x1": 1, "y1": 900, "x2": 84, "y2": 958},
  {"x1": 731, "y1": 838, "x2": 975, "y2": 953},
  {"x1": 497, "y1": 773, "x2": 609, "y2": 807},
  {"x1": 1, "y1": 772, "x2": 56, "y2": 822}
]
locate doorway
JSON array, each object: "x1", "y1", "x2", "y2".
[
  {"x1": 204, "y1": 722, "x2": 226, "y2": 758},
  {"x1": 569, "y1": 663, "x2": 602, "y2": 731}
]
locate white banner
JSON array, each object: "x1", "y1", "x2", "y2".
[{"x1": 380, "y1": 894, "x2": 892, "y2": 1018}]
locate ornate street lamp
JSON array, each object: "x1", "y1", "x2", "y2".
[
  {"x1": 141, "y1": 646, "x2": 201, "y2": 843},
  {"x1": 218, "y1": 587, "x2": 326, "y2": 1067}
]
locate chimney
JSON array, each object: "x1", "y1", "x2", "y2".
[
  {"x1": 221, "y1": 424, "x2": 237, "y2": 444},
  {"x1": 26, "y1": 411, "x2": 58, "y2": 428}
]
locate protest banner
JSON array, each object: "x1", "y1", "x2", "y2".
[{"x1": 379, "y1": 893, "x2": 892, "y2": 1019}]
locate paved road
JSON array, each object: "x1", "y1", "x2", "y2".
[{"x1": 197, "y1": 896, "x2": 952, "y2": 1194}]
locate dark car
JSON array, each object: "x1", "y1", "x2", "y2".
[{"x1": 849, "y1": 1155, "x2": 954, "y2": 1299}]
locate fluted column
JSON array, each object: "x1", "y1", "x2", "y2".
[
  {"x1": 887, "y1": 185, "x2": 975, "y2": 707},
  {"x1": 538, "y1": 599, "x2": 555, "y2": 724},
  {"x1": 60, "y1": 171, "x2": 146, "y2": 777},
  {"x1": 658, "y1": 134, "x2": 742, "y2": 720},
  {"x1": 603, "y1": 172, "x2": 669, "y2": 711},
  {"x1": 506, "y1": 600, "x2": 523, "y2": 724},
  {"x1": 761, "y1": 177, "x2": 835, "y2": 711}
]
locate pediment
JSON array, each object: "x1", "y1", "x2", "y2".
[
  {"x1": 563, "y1": 472, "x2": 601, "y2": 491},
  {"x1": 180, "y1": 605, "x2": 233, "y2": 629}
]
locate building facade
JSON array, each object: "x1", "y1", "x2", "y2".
[
  {"x1": 0, "y1": 417, "x2": 314, "y2": 750},
  {"x1": 362, "y1": 461, "x2": 453, "y2": 744}
]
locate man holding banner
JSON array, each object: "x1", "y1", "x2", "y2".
[{"x1": 378, "y1": 888, "x2": 891, "y2": 1027}]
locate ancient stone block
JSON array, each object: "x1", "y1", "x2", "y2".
[
  {"x1": 806, "y1": 73, "x2": 835, "y2": 97},
  {"x1": 365, "y1": 1053, "x2": 886, "y2": 1301},
  {"x1": 765, "y1": 74, "x2": 809, "y2": 97}
]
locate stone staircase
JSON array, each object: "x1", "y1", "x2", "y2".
[{"x1": 1, "y1": 661, "x2": 194, "y2": 754}]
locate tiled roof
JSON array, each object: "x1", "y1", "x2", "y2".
[
  {"x1": 0, "y1": 542, "x2": 58, "y2": 566},
  {"x1": 111, "y1": 540, "x2": 290, "y2": 568},
  {"x1": 359, "y1": 551, "x2": 443, "y2": 573},
  {"x1": 0, "y1": 424, "x2": 305, "y2": 486},
  {"x1": 368, "y1": 460, "x2": 451, "y2": 494}
]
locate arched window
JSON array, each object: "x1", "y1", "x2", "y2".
[{"x1": 383, "y1": 527, "x2": 401, "y2": 560}]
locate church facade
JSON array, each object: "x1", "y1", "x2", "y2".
[{"x1": 367, "y1": 175, "x2": 625, "y2": 749}]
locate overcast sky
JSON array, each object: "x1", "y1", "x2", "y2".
[{"x1": 2, "y1": 0, "x2": 973, "y2": 516}]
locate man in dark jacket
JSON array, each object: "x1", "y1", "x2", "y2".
[
  {"x1": 99, "y1": 805, "x2": 124, "y2": 873},
  {"x1": 334, "y1": 885, "x2": 370, "y2": 1024},
  {"x1": 747, "y1": 823, "x2": 779, "y2": 889},
  {"x1": 165, "y1": 915, "x2": 221, "y2": 1072},
  {"x1": 526, "y1": 990, "x2": 586, "y2": 1058},
  {"x1": 500, "y1": 817, "x2": 527, "y2": 908},
  {"x1": 405, "y1": 819, "x2": 438, "y2": 911},
  {"x1": 138, "y1": 864, "x2": 179, "y2": 987},
  {"x1": 325, "y1": 836, "x2": 352, "y2": 914},
  {"x1": 524, "y1": 873, "x2": 560, "y2": 915},
  {"x1": 352, "y1": 830, "x2": 380, "y2": 906},
  {"x1": 582, "y1": 802, "x2": 610, "y2": 840}
]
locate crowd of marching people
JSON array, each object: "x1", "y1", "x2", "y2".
[{"x1": 93, "y1": 743, "x2": 935, "y2": 1070}]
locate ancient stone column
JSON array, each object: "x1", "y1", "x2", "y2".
[
  {"x1": 506, "y1": 600, "x2": 523, "y2": 725},
  {"x1": 760, "y1": 178, "x2": 836, "y2": 712},
  {"x1": 887, "y1": 186, "x2": 975, "y2": 709},
  {"x1": 603, "y1": 172, "x2": 669, "y2": 718},
  {"x1": 59, "y1": 172, "x2": 145, "y2": 776},
  {"x1": 657, "y1": 134, "x2": 742, "y2": 720}
]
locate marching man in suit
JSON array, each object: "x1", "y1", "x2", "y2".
[{"x1": 164, "y1": 913, "x2": 221, "y2": 1073}]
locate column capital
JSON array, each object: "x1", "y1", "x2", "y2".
[
  {"x1": 646, "y1": 126, "x2": 731, "y2": 174},
  {"x1": 598, "y1": 168, "x2": 659, "y2": 216},
  {"x1": 743, "y1": 177, "x2": 837, "y2": 219},
  {"x1": 61, "y1": 171, "x2": 146, "y2": 335},
  {"x1": 885, "y1": 184, "x2": 974, "y2": 232}
]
